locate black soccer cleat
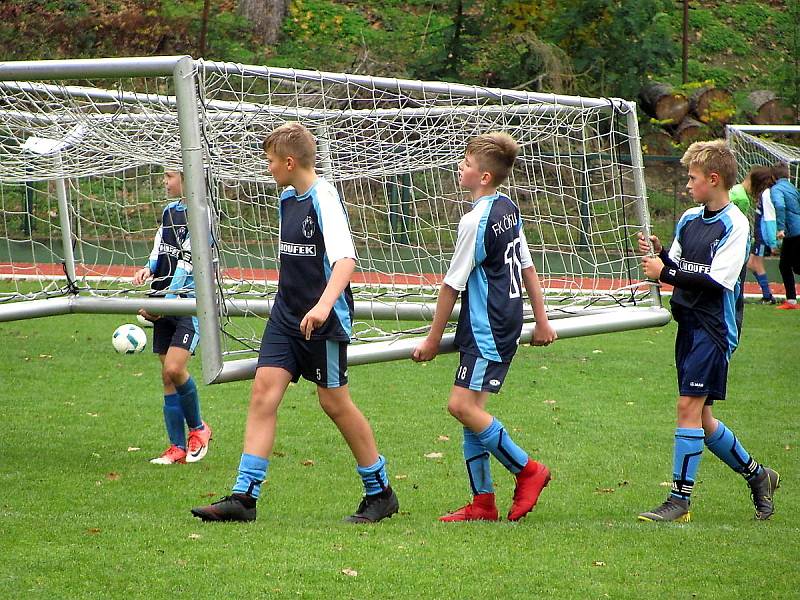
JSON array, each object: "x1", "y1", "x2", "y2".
[
  {"x1": 638, "y1": 495, "x2": 691, "y2": 523},
  {"x1": 749, "y1": 466, "x2": 780, "y2": 521},
  {"x1": 191, "y1": 493, "x2": 257, "y2": 522},
  {"x1": 343, "y1": 486, "x2": 399, "y2": 523}
]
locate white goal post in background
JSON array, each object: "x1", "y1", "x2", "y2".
[
  {"x1": 0, "y1": 56, "x2": 670, "y2": 384},
  {"x1": 726, "y1": 124, "x2": 800, "y2": 183}
]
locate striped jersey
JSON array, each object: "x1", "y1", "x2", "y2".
[
  {"x1": 445, "y1": 192, "x2": 533, "y2": 363},
  {"x1": 146, "y1": 201, "x2": 194, "y2": 299},
  {"x1": 269, "y1": 177, "x2": 356, "y2": 341},
  {"x1": 668, "y1": 203, "x2": 749, "y2": 356}
]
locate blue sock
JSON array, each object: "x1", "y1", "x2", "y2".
[
  {"x1": 233, "y1": 453, "x2": 269, "y2": 499},
  {"x1": 176, "y1": 377, "x2": 202, "y2": 430},
  {"x1": 357, "y1": 455, "x2": 389, "y2": 496},
  {"x1": 463, "y1": 427, "x2": 493, "y2": 495},
  {"x1": 671, "y1": 427, "x2": 704, "y2": 501},
  {"x1": 163, "y1": 393, "x2": 186, "y2": 449},
  {"x1": 476, "y1": 418, "x2": 528, "y2": 475},
  {"x1": 705, "y1": 421, "x2": 762, "y2": 481},
  {"x1": 754, "y1": 273, "x2": 772, "y2": 298}
]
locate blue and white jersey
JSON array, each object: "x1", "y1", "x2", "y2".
[
  {"x1": 146, "y1": 201, "x2": 194, "y2": 299},
  {"x1": 668, "y1": 203, "x2": 749, "y2": 356},
  {"x1": 753, "y1": 188, "x2": 778, "y2": 249},
  {"x1": 270, "y1": 177, "x2": 356, "y2": 341},
  {"x1": 445, "y1": 192, "x2": 533, "y2": 363}
]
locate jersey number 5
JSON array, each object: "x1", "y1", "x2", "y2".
[{"x1": 504, "y1": 239, "x2": 523, "y2": 299}]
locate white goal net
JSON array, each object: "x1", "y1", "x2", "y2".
[
  {"x1": 0, "y1": 57, "x2": 668, "y2": 383},
  {"x1": 727, "y1": 125, "x2": 800, "y2": 183}
]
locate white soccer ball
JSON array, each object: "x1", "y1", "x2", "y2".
[{"x1": 112, "y1": 324, "x2": 148, "y2": 354}]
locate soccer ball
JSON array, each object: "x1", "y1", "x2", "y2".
[{"x1": 112, "y1": 324, "x2": 148, "y2": 354}]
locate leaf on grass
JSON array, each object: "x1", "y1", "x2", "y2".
[
  {"x1": 302, "y1": 459, "x2": 314, "y2": 467},
  {"x1": 394, "y1": 474, "x2": 408, "y2": 480},
  {"x1": 592, "y1": 561, "x2": 606, "y2": 567},
  {"x1": 424, "y1": 452, "x2": 443, "y2": 459},
  {"x1": 341, "y1": 568, "x2": 358, "y2": 577},
  {"x1": 86, "y1": 528, "x2": 101, "y2": 535},
  {"x1": 659, "y1": 481, "x2": 672, "y2": 487},
  {"x1": 106, "y1": 472, "x2": 121, "y2": 481},
  {"x1": 436, "y1": 435, "x2": 450, "y2": 442},
  {"x1": 543, "y1": 400, "x2": 556, "y2": 405},
  {"x1": 592, "y1": 349, "x2": 603, "y2": 354},
  {"x1": 785, "y1": 445, "x2": 792, "y2": 451},
  {"x1": 188, "y1": 533, "x2": 201, "y2": 540},
  {"x1": 127, "y1": 447, "x2": 141, "y2": 452},
  {"x1": 273, "y1": 451, "x2": 286, "y2": 458},
  {"x1": 91, "y1": 452, "x2": 101, "y2": 458},
  {"x1": 133, "y1": 372, "x2": 144, "y2": 377},
  {"x1": 626, "y1": 402, "x2": 634, "y2": 405},
  {"x1": 202, "y1": 492, "x2": 217, "y2": 498},
  {"x1": 595, "y1": 488, "x2": 615, "y2": 494},
  {"x1": 86, "y1": 412, "x2": 99, "y2": 417},
  {"x1": 540, "y1": 365, "x2": 548, "y2": 370},
  {"x1": 39, "y1": 354, "x2": 53, "y2": 359},
  {"x1": 618, "y1": 480, "x2": 629, "y2": 487}
]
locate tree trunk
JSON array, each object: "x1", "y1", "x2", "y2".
[
  {"x1": 673, "y1": 116, "x2": 707, "y2": 145},
  {"x1": 239, "y1": 0, "x2": 288, "y2": 47},
  {"x1": 641, "y1": 129, "x2": 676, "y2": 155},
  {"x1": 746, "y1": 90, "x2": 795, "y2": 125},
  {"x1": 639, "y1": 82, "x2": 689, "y2": 125},
  {"x1": 689, "y1": 86, "x2": 734, "y2": 124}
]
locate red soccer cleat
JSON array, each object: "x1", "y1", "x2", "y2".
[
  {"x1": 776, "y1": 301, "x2": 800, "y2": 310},
  {"x1": 439, "y1": 493, "x2": 499, "y2": 522},
  {"x1": 186, "y1": 421, "x2": 213, "y2": 463},
  {"x1": 150, "y1": 444, "x2": 187, "y2": 465},
  {"x1": 507, "y1": 460, "x2": 551, "y2": 521}
]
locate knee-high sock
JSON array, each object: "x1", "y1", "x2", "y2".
[
  {"x1": 754, "y1": 273, "x2": 772, "y2": 298},
  {"x1": 671, "y1": 428, "x2": 704, "y2": 501},
  {"x1": 705, "y1": 420, "x2": 762, "y2": 481},
  {"x1": 463, "y1": 427, "x2": 493, "y2": 495},
  {"x1": 176, "y1": 376, "x2": 202, "y2": 430},
  {"x1": 163, "y1": 393, "x2": 186, "y2": 449},
  {"x1": 233, "y1": 453, "x2": 268, "y2": 499},
  {"x1": 357, "y1": 455, "x2": 389, "y2": 496},
  {"x1": 476, "y1": 418, "x2": 528, "y2": 475}
]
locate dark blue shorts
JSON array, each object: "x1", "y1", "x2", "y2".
[
  {"x1": 454, "y1": 352, "x2": 510, "y2": 394},
  {"x1": 750, "y1": 240, "x2": 772, "y2": 257},
  {"x1": 257, "y1": 322, "x2": 348, "y2": 388},
  {"x1": 675, "y1": 320, "x2": 729, "y2": 404},
  {"x1": 152, "y1": 315, "x2": 199, "y2": 355}
]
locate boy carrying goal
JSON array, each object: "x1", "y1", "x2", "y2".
[
  {"x1": 412, "y1": 132, "x2": 557, "y2": 522},
  {"x1": 192, "y1": 123, "x2": 399, "y2": 523},
  {"x1": 637, "y1": 140, "x2": 779, "y2": 523}
]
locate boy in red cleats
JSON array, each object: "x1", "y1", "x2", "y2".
[{"x1": 413, "y1": 132, "x2": 556, "y2": 522}]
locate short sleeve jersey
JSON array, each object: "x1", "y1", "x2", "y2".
[
  {"x1": 269, "y1": 177, "x2": 356, "y2": 341},
  {"x1": 444, "y1": 192, "x2": 534, "y2": 363},
  {"x1": 668, "y1": 203, "x2": 749, "y2": 356},
  {"x1": 146, "y1": 201, "x2": 194, "y2": 299}
]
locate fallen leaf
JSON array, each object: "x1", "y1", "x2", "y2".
[
  {"x1": 394, "y1": 474, "x2": 408, "y2": 480},
  {"x1": 626, "y1": 402, "x2": 634, "y2": 405},
  {"x1": 785, "y1": 445, "x2": 792, "y2": 451},
  {"x1": 543, "y1": 400, "x2": 556, "y2": 405},
  {"x1": 618, "y1": 480, "x2": 629, "y2": 487},
  {"x1": 133, "y1": 372, "x2": 144, "y2": 377},
  {"x1": 201, "y1": 492, "x2": 216, "y2": 498},
  {"x1": 437, "y1": 435, "x2": 450, "y2": 442},
  {"x1": 301, "y1": 459, "x2": 314, "y2": 467},
  {"x1": 341, "y1": 568, "x2": 358, "y2": 577},
  {"x1": 87, "y1": 528, "x2": 101, "y2": 535},
  {"x1": 540, "y1": 365, "x2": 548, "y2": 370},
  {"x1": 424, "y1": 452, "x2": 443, "y2": 459},
  {"x1": 595, "y1": 488, "x2": 615, "y2": 494},
  {"x1": 592, "y1": 349, "x2": 603, "y2": 354},
  {"x1": 106, "y1": 472, "x2": 121, "y2": 481},
  {"x1": 592, "y1": 561, "x2": 606, "y2": 567},
  {"x1": 273, "y1": 451, "x2": 286, "y2": 458},
  {"x1": 86, "y1": 412, "x2": 99, "y2": 417},
  {"x1": 127, "y1": 447, "x2": 141, "y2": 452},
  {"x1": 659, "y1": 481, "x2": 672, "y2": 487},
  {"x1": 91, "y1": 453, "x2": 101, "y2": 458},
  {"x1": 39, "y1": 354, "x2": 53, "y2": 359},
  {"x1": 188, "y1": 533, "x2": 201, "y2": 540}
]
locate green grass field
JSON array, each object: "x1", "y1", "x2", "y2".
[{"x1": 1, "y1": 305, "x2": 798, "y2": 598}]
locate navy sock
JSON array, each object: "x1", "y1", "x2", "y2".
[
  {"x1": 176, "y1": 376, "x2": 202, "y2": 430},
  {"x1": 476, "y1": 418, "x2": 528, "y2": 475},
  {"x1": 233, "y1": 453, "x2": 268, "y2": 499},
  {"x1": 705, "y1": 421, "x2": 762, "y2": 481},
  {"x1": 463, "y1": 427, "x2": 493, "y2": 495},
  {"x1": 671, "y1": 427, "x2": 704, "y2": 501},
  {"x1": 754, "y1": 273, "x2": 772, "y2": 298},
  {"x1": 163, "y1": 393, "x2": 186, "y2": 449},
  {"x1": 357, "y1": 455, "x2": 389, "y2": 496}
]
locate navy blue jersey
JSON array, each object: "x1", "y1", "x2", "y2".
[
  {"x1": 668, "y1": 203, "x2": 749, "y2": 356},
  {"x1": 269, "y1": 177, "x2": 356, "y2": 341},
  {"x1": 146, "y1": 201, "x2": 194, "y2": 298},
  {"x1": 445, "y1": 193, "x2": 533, "y2": 363}
]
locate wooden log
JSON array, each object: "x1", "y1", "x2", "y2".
[
  {"x1": 690, "y1": 86, "x2": 735, "y2": 124},
  {"x1": 639, "y1": 82, "x2": 689, "y2": 125},
  {"x1": 746, "y1": 90, "x2": 795, "y2": 125},
  {"x1": 641, "y1": 129, "x2": 676, "y2": 155},
  {"x1": 674, "y1": 116, "x2": 707, "y2": 145}
]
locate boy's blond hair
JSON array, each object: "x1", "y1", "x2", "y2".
[
  {"x1": 680, "y1": 140, "x2": 737, "y2": 190},
  {"x1": 262, "y1": 122, "x2": 316, "y2": 169},
  {"x1": 465, "y1": 132, "x2": 519, "y2": 186}
]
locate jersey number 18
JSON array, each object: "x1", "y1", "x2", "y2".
[{"x1": 504, "y1": 239, "x2": 523, "y2": 299}]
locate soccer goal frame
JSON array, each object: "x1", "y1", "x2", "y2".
[
  {"x1": 726, "y1": 124, "x2": 800, "y2": 183},
  {"x1": 0, "y1": 56, "x2": 670, "y2": 384}
]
